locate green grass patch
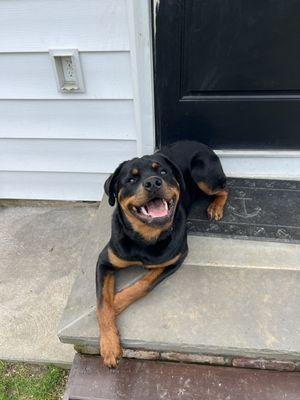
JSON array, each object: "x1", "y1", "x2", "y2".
[{"x1": 0, "y1": 361, "x2": 68, "y2": 400}]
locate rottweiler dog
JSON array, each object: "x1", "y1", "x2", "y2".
[{"x1": 96, "y1": 141, "x2": 228, "y2": 367}]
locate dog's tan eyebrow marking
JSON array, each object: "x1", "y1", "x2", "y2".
[
  {"x1": 131, "y1": 168, "x2": 139, "y2": 175},
  {"x1": 151, "y1": 162, "x2": 159, "y2": 170}
]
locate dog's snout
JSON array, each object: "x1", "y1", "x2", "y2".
[{"x1": 143, "y1": 176, "x2": 162, "y2": 192}]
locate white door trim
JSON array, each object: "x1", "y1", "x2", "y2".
[
  {"x1": 128, "y1": 0, "x2": 300, "y2": 180},
  {"x1": 216, "y1": 150, "x2": 300, "y2": 180},
  {"x1": 126, "y1": 0, "x2": 155, "y2": 156}
]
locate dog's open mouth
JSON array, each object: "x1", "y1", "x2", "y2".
[{"x1": 130, "y1": 197, "x2": 176, "y2": 224}]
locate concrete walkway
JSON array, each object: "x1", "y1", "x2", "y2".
[{"x1": 0, "y1": 200, "x2": 97, "y2": 367}]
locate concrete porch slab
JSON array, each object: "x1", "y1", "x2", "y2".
[
  {"x1": 59, "y1": 198, "x2": 300, "y2": 363},
  {"x1": 0, "y1": 200, "x2": 97, "y2": 366}
]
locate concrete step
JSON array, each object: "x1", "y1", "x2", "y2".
[{"x1": 58, "y1": 197, "x2": 300, "y2": 368}]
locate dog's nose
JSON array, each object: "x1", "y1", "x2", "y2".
[{"x1": 143, "y1": 176, "x2": 162, "y2": 192}]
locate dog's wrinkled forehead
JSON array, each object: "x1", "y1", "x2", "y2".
[{"x1": 119, "y1": 156, "x2": 169, "y2": 181}]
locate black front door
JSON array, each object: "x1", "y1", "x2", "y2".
[{"x1": 154, "y1": 0, "x2": 300, "y2": 150}]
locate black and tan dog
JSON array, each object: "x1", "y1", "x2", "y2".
[{"x1": 96, "y1": 141, "x2": 228, "y2": 367}]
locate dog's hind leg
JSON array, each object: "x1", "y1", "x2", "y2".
[
  {"x1": 190, "y1": 153, "x2": 228, "y2": 221},
  {"x1": 197, "y1": 182, "x2": 228, "y2": 221},
  {"x1": 96, "y1": 260, "x2": 122, "y2": 368}
]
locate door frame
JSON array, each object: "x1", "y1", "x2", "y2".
[{"x1": 128, "y1": 0, "x2": 300, "y2": 180}]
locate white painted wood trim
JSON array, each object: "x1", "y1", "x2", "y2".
[
  {"x1": 216, "y1": 151, "x2": 300, "y2": 180},
  {"x1": 126, "y1": 0, "x2": 155, "y2": 156},
  {"x1": 216, "y1": 150, "x2": 300, "y2": 158}
]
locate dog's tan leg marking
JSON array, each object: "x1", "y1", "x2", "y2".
[
  {"x1": 197, "y1": 182, "x2": 228, "y2": 221},
  {"x1": 113, "y1": 268, "x2": 164, "y2": 316},
  {"x1": 96, "y1": 274, "x2": 122, "y2": 368},
  {"x1": 113, "y1": 253, "x2": 181, "y2": 315},
  {"x1": 207, "y1": 191, "x2": 228, "y2": 221}
]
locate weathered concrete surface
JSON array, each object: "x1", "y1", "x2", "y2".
[
  {"x1": 0, "y1": 200, "x2": 97, "y2": 366},
  {"x1": 59, "y1": 198, "x2": 300, "y2": 362}
]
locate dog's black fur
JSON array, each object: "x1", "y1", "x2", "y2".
[{"x1": 96, "y1": 141, "x2": 227, "y2": 367}]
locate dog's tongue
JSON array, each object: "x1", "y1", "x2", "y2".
[{"x1": 146, "y1": 199, "x2": 167, "y2": 218}]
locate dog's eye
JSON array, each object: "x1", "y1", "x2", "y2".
[
  {"x1": 128, "y1": 177, "x2": 136, "y2": 183},
  {"x1": 160, "y1": 169, "x2": 167, "y2": 175}
]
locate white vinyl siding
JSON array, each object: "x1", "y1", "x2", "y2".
[
  {"x1": 0, "y1": 52, "x2": 133, "y2": 99},
  {"x1": 0, "y1": 172, "x2": 109, "y2": 201},
  {"x1": 1, "y1": 139, "x2": 137, "y2": 173},
  {"x1": 0, "y1": 0, "x2": 138, "y2": 200},
  {"x1": 0, "y1": 0, "x2": 130, "y2": 52},
  {"x1": 0, "y1": 100, "x2": 136, "y2": 140}
]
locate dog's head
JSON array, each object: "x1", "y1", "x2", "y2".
[{"x1": 104, "y1": 154, "x2": 185, "y2": 240}]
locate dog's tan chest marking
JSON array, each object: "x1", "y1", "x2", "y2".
[
  {"x1": 108, "y1": 247, "x2": 180, "y2": 270},
  {"x1": 108, "y1": 248, "x2": 143, "y2": 269},
  {"x1": 145, "y1": 253, "x2": 181, "y2": 269}
]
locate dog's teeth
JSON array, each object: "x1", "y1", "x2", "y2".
[
  {"x1": 132, "y1": 206, "x2": 137, "y2": 212},
  {"x1": 163, "y1": 199, "x2": 168, "y2": 211},
  {"x1": 141, "y1": 206, "x2": 148, "y2": 215}
]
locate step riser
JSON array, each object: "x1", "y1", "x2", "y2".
[{"x1": 64, "y1": 355, "x2": 300, "y2": 400}]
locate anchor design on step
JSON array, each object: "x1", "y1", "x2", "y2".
[{"x1": 229, "y1": 194, "x2": 261, "y2": 219}]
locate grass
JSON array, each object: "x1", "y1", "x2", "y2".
[{"x1": 0, "y1": 361, "x2": 69, "y2": 400}]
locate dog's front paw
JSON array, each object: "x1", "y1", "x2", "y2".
[
  {"x1": 100, "y1": 336, "x2": 122, "y2": 368},
  {"x1": 207, "y1": 202, "x2": 224, "y2": 221}
]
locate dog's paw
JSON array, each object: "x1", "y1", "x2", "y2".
[
  {"x1": 100, "y1": 337, "x2": 122, "y2": 368},
  {"x1": 207, "y1": 202, "x2": 224, "y2": 221}
]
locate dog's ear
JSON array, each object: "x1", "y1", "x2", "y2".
[
  {"x1": 104, "y1": 161, "x2": 126, "y2": 206},
  {"x1": 156, "y1": 154, "x2": 185, "y2": 192}
]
